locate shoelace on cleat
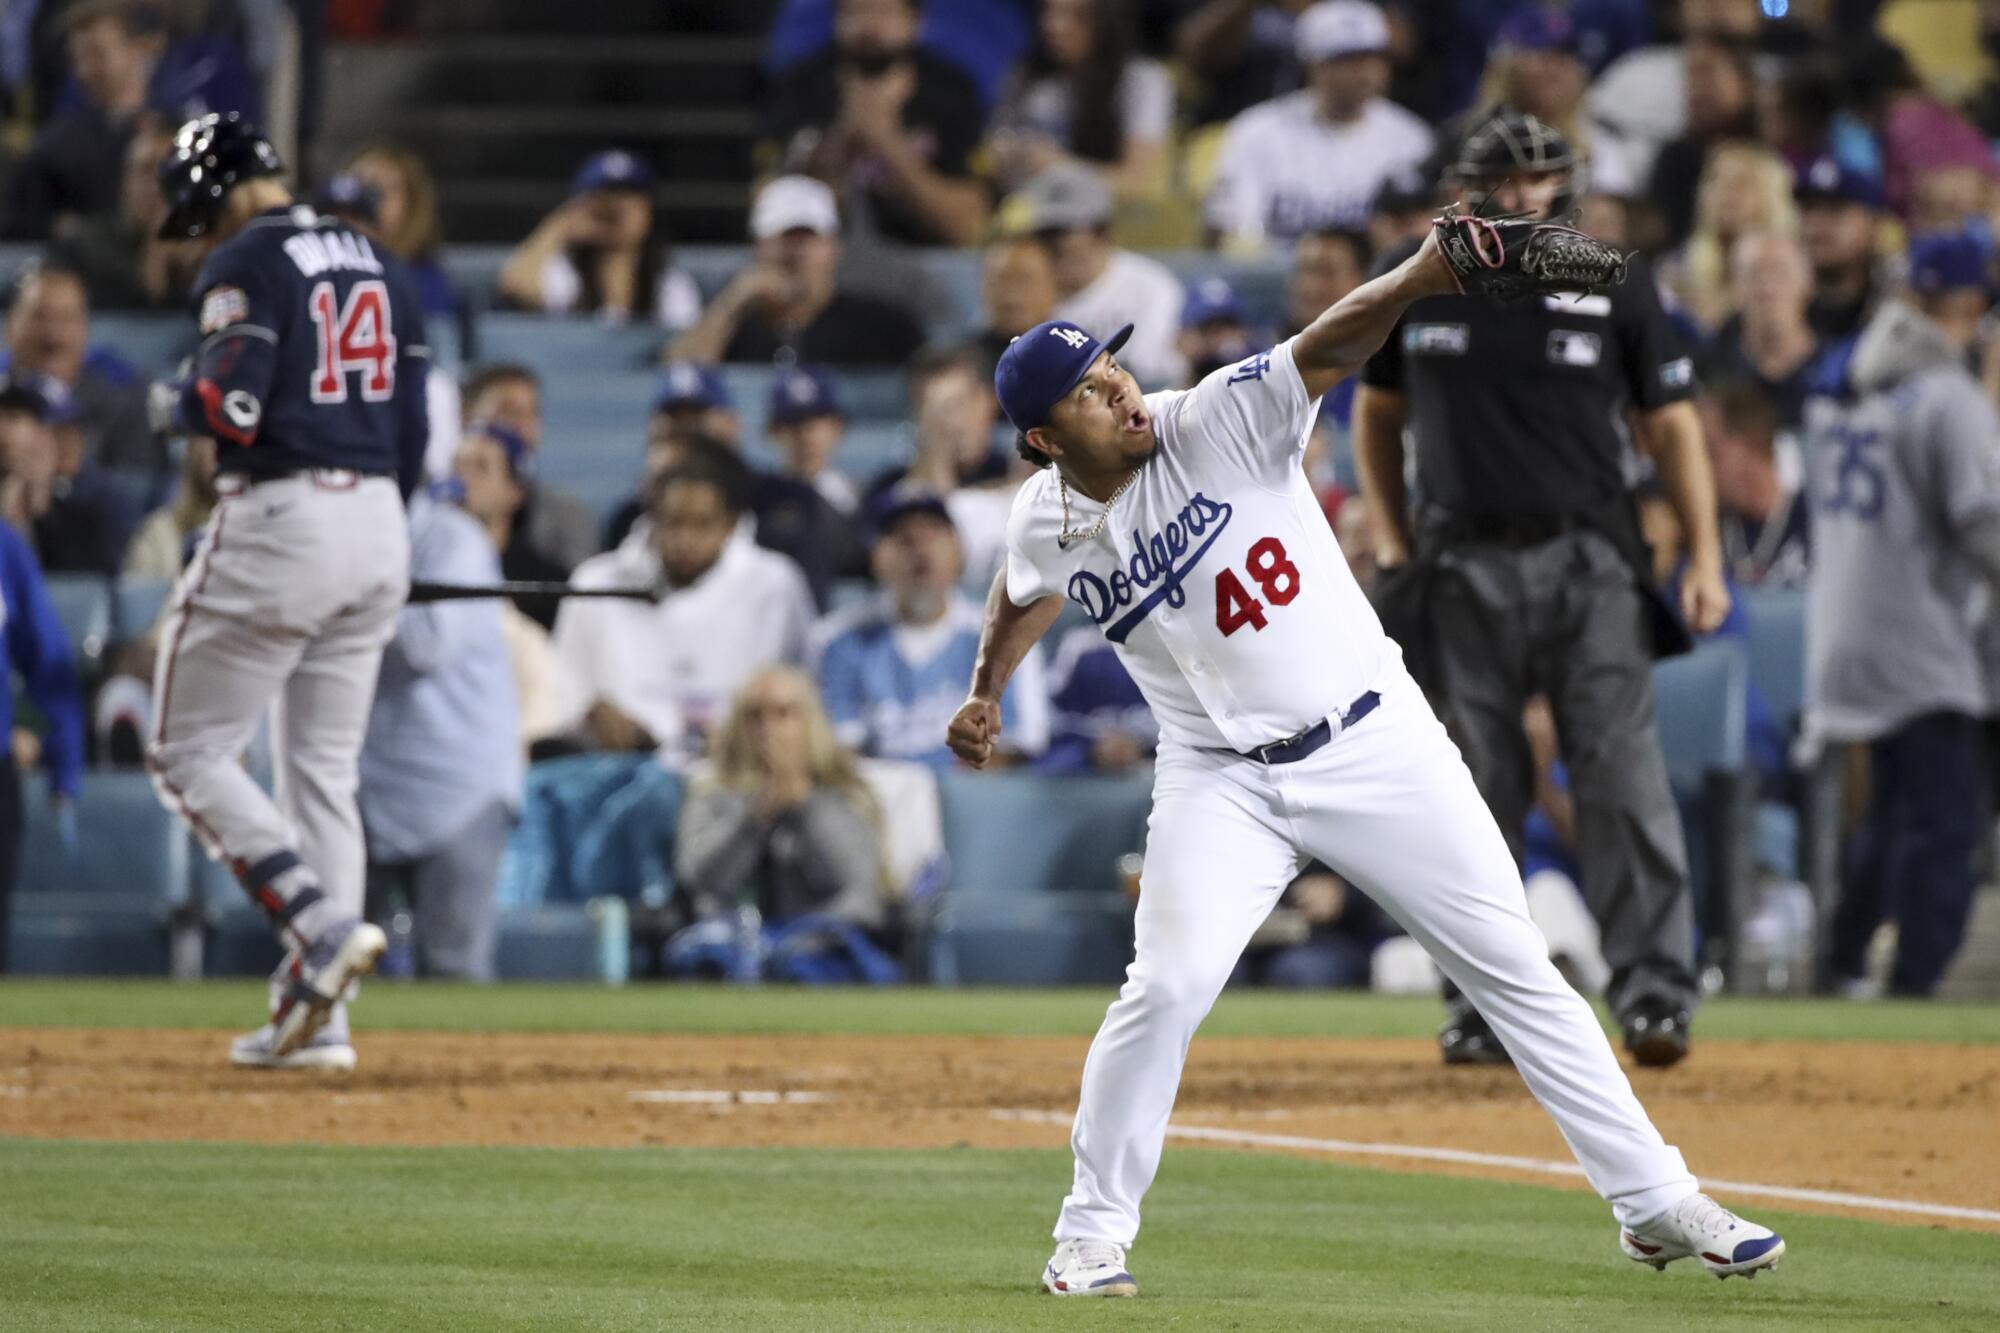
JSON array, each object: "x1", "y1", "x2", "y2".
[
  {"x1": 1065, "y1": 1240, "x2": 1126, "y2": 1271},
  {"x1": 1675, "y1": 1194, "x2": 1743, "y2": 1240}
]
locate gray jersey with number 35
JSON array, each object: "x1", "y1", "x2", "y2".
[{"x1": 1804, "y1": 302, "x2": 2000, "y2": 743}]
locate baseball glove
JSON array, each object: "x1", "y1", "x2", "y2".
[{"x1": 1431, "y1": 208, "x2": 1629, "y2": 300}]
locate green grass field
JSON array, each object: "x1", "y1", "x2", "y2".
[{"x1": 3, "y1": 982, "x2": 1998, "y2": 1331}]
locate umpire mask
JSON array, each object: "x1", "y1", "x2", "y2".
[{"x1": 1445, "y1": 110, "x2": 1578, "y2": 222}]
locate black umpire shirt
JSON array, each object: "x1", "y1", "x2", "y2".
[{"x1": 1360, "y1": 246, "x2": 1695, "y2": 518}]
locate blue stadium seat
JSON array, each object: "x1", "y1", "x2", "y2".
[
  {"x1": 17, "y1": 771, "x2": 190, "y2": 901},
  {"x1": 114, "y1": 577, "x2": 175, "y2": 643},
  {"x1": 90, "y1": 315, "x2": 195, "y2": 376},
  {"x1": 927, "y1": 891, "x2": 1133, "y2": 985},
  {"x1": 1652, "y1": 641, "x2": 1749, "y2": 792},
  {"x1": 475, "y1": 313, "x2": 662, "y2": 372},
  {"x1": 7, "y1": 893, "x2": 169, "y2": 974},
  {"x1": 1737, "y1": 585, "x2": 1806, "y2": 731},
  {"x1": 938, "y1": 769, "x2": 1152, "y2": 896},
  {"x1": 495, "y1": 903, "x2": 625, "y2": 980},
  {"x1": 42, "y1": 573, "x2": 112, "y2": 675},
  {"x1": 540, "y1": 371, "x2": 656, "y2": 433}
]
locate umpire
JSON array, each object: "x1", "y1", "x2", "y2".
[{"x1": 1354, "y1": 112, "x2": 1728, "y2": 1069}]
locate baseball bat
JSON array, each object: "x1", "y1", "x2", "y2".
[{"x1": 406, "y1": 580, "x2": 658, "y2": 604}]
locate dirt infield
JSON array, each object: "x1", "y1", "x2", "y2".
[{"x1": 3, "y1": 1028, "x2": 1994, "y2": 1231}]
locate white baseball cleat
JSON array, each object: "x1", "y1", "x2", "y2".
[
  {"x1": 1620, "y1": 1193, "x2": 1786, "y2": 1279},
  {"x1": 230, "y1": 1022, "x2": 356, "y2": 1071},
  {"x1": 271, "y1": 918, "x2": 385, "y2": 1058},
  {"x1": 1041, "y1": 1239, "x2": 1138, "y2": 1297}
]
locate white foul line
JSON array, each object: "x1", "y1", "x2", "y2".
[{"x1": 990, "y1": 1109, "x2": 2000, "y2": 1226}]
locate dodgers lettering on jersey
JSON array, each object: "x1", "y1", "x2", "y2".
[
  {"x1": 180, "y1": 205, "x2": 430, "y2": 493},
  {"x1": 1005, "y1": 337, "x2": 1394, "y2": 752}
]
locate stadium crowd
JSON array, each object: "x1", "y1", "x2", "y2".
[{"x1": 0, "y1": 0, "x2": 1997, "y2": 996}]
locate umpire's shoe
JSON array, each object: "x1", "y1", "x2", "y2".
[
  {"x1": 1439, "y1": 1009, "x2": 1512, "y2": 1066},
  {"x1": 1621, "y1": 1000, "x2": 1692, "y2": 1069},
  {"x1": 272, "y1": 918, "x2": 386, "y2": 1057}
]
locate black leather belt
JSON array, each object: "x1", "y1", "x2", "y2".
[
  {"x1": 1437, "y1": 510, "x2": 1590, "y2": 549},
  {"x1": 1224, "y1": 690, "x2": 1380, "y2": 765}
]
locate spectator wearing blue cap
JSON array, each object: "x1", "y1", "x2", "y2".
[
  {"x1": 0, "y1": 373, "x2": 140, "y2": 576},
  {"x1": 1795, "y1": 154, "x2": 1885, "y2": 343},
  {"x1": 1178, "y1": 276, "x2": 1255, "y2": 387},
  {"x1": 0, "y1": 384, "x2": 85, "y2": 968},
  {"x1": 309, "y1": 171, "x2": 381, "y2": 232},
  {"x1": 814, "y1": 485, "x2": 1049, "y2": 768},
  {"x1": 768, "y1": 365, "x2": 857, "y2": 515},
  {"x1": 496, "y1": 150, "x2": 702, "y2": 331},
  {"x1": 1907, "y1": 231, "x2": 1993, "y2": 359},
  {"x1": 652, "y1": 362, "x2": 742, "y2": 450},
  {"x1": 452, "y1": 421, "x2": 571, "y2": 631},
  {"x1": 760, "y1": 0, "x2": 988, "y2": 246},
  {"x1": 671, "y1": 175, "x2": 926, "y2": 368},
  {"x1": 459, "y1": 363, "x2": 599, "y2": 573}
]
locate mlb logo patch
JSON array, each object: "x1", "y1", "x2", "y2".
[
  {"x1": 199, "y1": 285, "x2": 248, "y2": 334},
  {"x1": 1547, "y1": 330, "x2": 1601, "y2": 367},
  {"x1": 1404, "y1": 323, "x2": 1469, "y2": 355}
]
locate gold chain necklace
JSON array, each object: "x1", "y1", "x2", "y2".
[{"x1": 1058, "y1": 466, "x2": 1140, "y2": 549}]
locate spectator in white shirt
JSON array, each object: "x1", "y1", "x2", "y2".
[
  {"x1": 551, "y1": 448, "x2": 815, "y2": 761},
  {"x1": 496, "y1": 150, "x2": 703, "y2": 329},
  {"x1": 1204, "y1": 0, "x2": 1432, "y2": 252},
  {"x1": 988, "y1": 0, "x2": 1175, "y2": 200},
  {"x1": 998, "y1": 162, "x2": 1186, "y2": 387}
]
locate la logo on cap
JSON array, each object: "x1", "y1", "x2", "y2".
[{"x1": 1051, "y1": 327, "x2": 1089, "y2": 349}]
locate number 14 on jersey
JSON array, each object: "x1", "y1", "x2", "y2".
[{"x1": 1214, "y1": 537, "x2": 1300, "y2": 636}]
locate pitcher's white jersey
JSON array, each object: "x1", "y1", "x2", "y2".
[{"x1": 1004, "y1": 337, "x2": 1392, "y2": 752}]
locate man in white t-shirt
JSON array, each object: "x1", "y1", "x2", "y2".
[
  {"x1": 949, "y1": 232, "x2": 1785, "y2": 1297},
  {"x1": 1204, "y1": 0, "x2": 1433, "y2": 251},
  {"x1": 551, "y1": 449, "x2": 814, "y2": 760},
  {"x1": 1001, "y1": 162, "x2": 1187, "y2": 388}
]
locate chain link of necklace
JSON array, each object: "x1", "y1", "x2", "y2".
[{"x1": 1058, "y1": 466, "x2": 1140, "y2": 549}]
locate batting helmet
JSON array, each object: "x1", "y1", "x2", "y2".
[
  {"x1": 1445, "y1": 110, "x2": 1577, "y2": 218},
  {"x1": 157, "y1": 113, "x2": 285, "y2": 240}
]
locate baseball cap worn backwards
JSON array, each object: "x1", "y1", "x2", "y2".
[
  {"x1": 994, "y1": 319, "x2": 1134, "y2": 433},
  {"x1": 1295, "y1": 0, "x2": 1390, "y2": 62}
]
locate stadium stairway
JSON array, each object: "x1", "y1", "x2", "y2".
[{"x1": 319, "y1": 0, "x2": 780, "y2": 244}]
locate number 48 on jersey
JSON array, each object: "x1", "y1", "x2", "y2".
[{"x1": 1214, "y1": 537, "x2": 1300, "y2": 636}]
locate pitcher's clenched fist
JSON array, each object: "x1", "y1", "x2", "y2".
[{"x1": 947, "y1": 695, "x2": 1002, "y2": 768}]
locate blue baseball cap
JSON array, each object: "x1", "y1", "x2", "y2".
[
  {"x1": 311, "y1": 171, "x2": 381, "y2": 226},
  {"x1": 1494, "y1": 6, "x2": 1576, "y2": 53},
  {"x1": 1182, "y1": 277, "x2": 1247, "y2": 330},
  {"x1": 570, "y1": 149, "x2": 653, "y2": 197},
  {"x1": 1910, "y1": 231, "x2": 1992, "y2": 295},
  {"x1": 463, "y1": 418, "x2": 535, "y2": 479},
  {"x1": 32, "y1": 375, "x2": 80, "y2": 426},
  {"x1": 768, "y1": 365, "x2": 843, "y2": 426},
  {"x1": 869, "y1": 481, "x2": 955, "y2": 541},
  {"x1": 1793, "y1": 155, "x2": 1883, "y2": 210},
  {"x1": 994, "y1": 319, "x2": 1134, "y2": 434},
  {"x1": 654, "y1": 361, "x2": 733, "y2": 414}
]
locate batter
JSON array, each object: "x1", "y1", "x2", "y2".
[
  {"x1": 147, "y1": 114, "x2": 431, "y2": 1067},
  {"x1": 948, "y1": 228, "x2": 1786, "y2": 1296}
]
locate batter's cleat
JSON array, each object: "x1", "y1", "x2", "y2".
[
  {"x1": 1620, "y1": 1193, "x2": 1785, "y2": 1280},
  {"x1": 1622, "y1": 1001, "x2": 1692, "y2": 1069},
  {"x1": 230, "y1": 1021, "x2": 356, "y2": 1071},
  {"x1": 1041, "y1": 1240, "x2": 1138, "y2": 1297},
  {"x1": 1439, "y1": 1011, "x2": 1512, "y2": 1066},
  {"x1": 271, "y1": 918, "x2": 385, "y2": 1058}
]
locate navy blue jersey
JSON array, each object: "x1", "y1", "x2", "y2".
[{"x1": 177, "y1": 204, "x2": 429, "y2": 493}]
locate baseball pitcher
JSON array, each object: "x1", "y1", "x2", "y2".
[{"x1": 950, "y1": 213, "x2": 1787, "y2": 1296}]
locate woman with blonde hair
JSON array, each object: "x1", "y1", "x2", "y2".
[
  {"x1": 675, "y1": 666, "x2": 888, "y2": 936},
  {"x1": 1672, "y1": 142, "x2": 1799, "y2": 332},
  {"x1": 347, "y1": 140, "x2": 457, "y2": 317}
]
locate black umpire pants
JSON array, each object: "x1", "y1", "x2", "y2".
[
  {"x1": 0, "y1": 755, "x2": 23, "y2": 973},
  {"x1": 1425, "y1": 531, "x2": 1699, "y2": 1021}
]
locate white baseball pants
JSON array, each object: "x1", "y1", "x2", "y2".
[
  {"x1": 1056, "y1": 665, "x2": 1697, "y2": 1245},
  {"x1": 148, "y1": 474, "x2": 409, "y2": 949}
]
